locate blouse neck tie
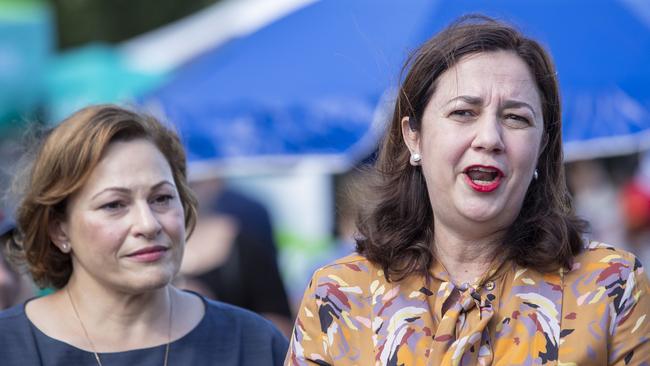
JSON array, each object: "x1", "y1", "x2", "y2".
[
  {"x1": 426, "y1": 258, "x2": 507, "y2": 366},
  {"x1": 429, "y1": 283, "x2": 495, "y2": 366}
]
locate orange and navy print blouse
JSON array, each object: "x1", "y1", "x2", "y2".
[{"x1": 285, "y1": 242, "x2": 649, "y2": 365}]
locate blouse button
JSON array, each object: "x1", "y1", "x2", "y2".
[{"x1": 484, "y1": 281, "x2": 495, "y2": 291}]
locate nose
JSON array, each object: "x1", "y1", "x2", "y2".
[
  {"x1": 132, "y1": 201, "x2": 162, "y2": 239},
  {"x1": 471, "y1": 114, "x2": 505, "y2": 153}
]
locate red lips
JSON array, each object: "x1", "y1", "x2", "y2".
[{"x1": 463, "y1": 165, "x2": 504, "y2": 193}]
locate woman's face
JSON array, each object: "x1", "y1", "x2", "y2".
[
  {"x1": 402, "y1": 51, "x2": 544, "y2": 237},
  {"x1": 53, "y1": 139, "x2": 186, "y2": 293}
]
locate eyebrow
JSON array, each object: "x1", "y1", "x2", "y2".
[
  {"x1": 501, "y1": 100, "x2": 538, "y2": 118},
  {"x1": 445, "y1": 95, "x2": 483, "y2": 106},
  {"x1": 445, "y1": 95, "x2": 538, "y2": 118},
  {"x1": 91, "y1": 180, "x2": 176, "y2": 200}
]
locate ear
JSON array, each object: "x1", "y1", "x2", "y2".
[
  {"x1": 401, "y1": 116, "x2": 421, "y2": 155},
  {"x1": 48, "y1": 219, "x2": 71, "y2": 253}
]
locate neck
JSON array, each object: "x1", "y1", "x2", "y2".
[
  {"x1": 62, "y1": 277, "x2": 173, "y2": 352},
  {"x1": 432, "y1": 218, "x2": 505, "y2": 286}
]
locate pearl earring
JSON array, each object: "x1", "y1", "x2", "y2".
[
  {"x1": 533, "y1": 169, "x2": 539, "y2": 180},
  {"x1": 410, "y1": 153, "x2": 422, "y2": 166},
  {"x1": 60, "y1": 243, "x2": 70, "y2": 253}
]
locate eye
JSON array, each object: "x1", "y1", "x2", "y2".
[
  {"x1": 100, "y1": 201, "x2": 126, "y2": 212},
  {"x1": 151, "y1": 194, "x2": 174, "y2": 206},
  {"x1": 449, "y1": 109, "x2": 477, "y2": 121},
  {"x1": 504, "y1": 114, "x2": 531, "y2": 127},
  {"x1": 450, "y1": 110, "x2": 474, "y2": 117}
]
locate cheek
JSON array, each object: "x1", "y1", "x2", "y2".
[
  {"x1": 422, "y1": 129, "x2": 468, "y2": 173},
  {"x1": 161, "y1": 209, "x2": 186, "y2": 241},
  {"x1": 510, "y1": 137, "x2": 542, "y2": 172},
  {"x1": 71, "y1": 215, "x2": 126, "y2": 250}
]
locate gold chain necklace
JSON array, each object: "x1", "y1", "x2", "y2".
[{"x1": 66, "y1": 287, "x2": 172, "y2": 366}]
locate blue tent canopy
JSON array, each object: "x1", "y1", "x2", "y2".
[
  {"x1": 142, "y1": 0, "x2": 650, "y2": 173},
  {"x1": 430, "y1": 0, "x2": 650, "y2": 160}
]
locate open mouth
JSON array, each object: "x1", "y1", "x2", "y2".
[
  {"x1": 465, "y1": 167, "x2": 501, "y2": 183},
  {"x1": 463, "y1": 166, "x2": 503, "y2": 192}
]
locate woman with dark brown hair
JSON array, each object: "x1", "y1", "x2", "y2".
[
  {"x1": 0, "y1": 105, "x2": 287, "y2": 365},
  {"x1": 286, "y1": 16, "x2": 649, "y2": 366}
]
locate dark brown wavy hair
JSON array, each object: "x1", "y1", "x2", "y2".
[
  {"x1": 6, "y1": 105, "x2": 198, "y2": 289},
  {"x1": 355, "y1": 15, "x2": 587, "y2": 281}
]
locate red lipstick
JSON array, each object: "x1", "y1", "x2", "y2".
[{"x1": 463, "y1": 165, "x2": 504, "y2": 193}]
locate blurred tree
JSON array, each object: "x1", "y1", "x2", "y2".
[{"x1": 50, "y1": 0, "x2": 221, "y2": 49}]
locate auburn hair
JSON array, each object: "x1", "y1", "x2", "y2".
[{"x1": 7, "y1": 105, "x2": 198, "y2": 289}]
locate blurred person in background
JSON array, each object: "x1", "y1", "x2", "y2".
[
  {"x1": 0, "y1": 222, "x2": 36, "y2": 310},
  {"x1": 286, "y1": 16, "x2": 649, "y2": 365},
  {"x1": 621, "y1": 151, "x2": 650, "y2": 266},
  {"x1": 0, "y1": 105, "x2": 287, "y2": 365},
  {"x1": 566, "y1": 160, "x2": 626, "y2": 246},
  {"x1": 178, "y1": 177, "x2": 293, "y2": 337},
  {"x1": 288, "y1": 170, "x2": 362, "y2": 316},
  {"x1": 0, "y1": 222, "x2": 28, "y2": 309},
  {"x1": 0, "y1": 251, "x2": 20, "y2": 309},
  {"x1": 299, "y1": 170, "x2": 361, "y2": 280},
  {"x1": 331, "y1": 171, "x2": 363, "y2": 258}
]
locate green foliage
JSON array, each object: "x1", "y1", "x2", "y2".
[
  {"x1": 0, "y1": 0, "x2": 45, "y2": 7},
  {"x1": 50, "y1": 0, "x2": 220, "y2": 49}
]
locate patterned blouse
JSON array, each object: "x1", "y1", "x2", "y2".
[{"x1": 285, "y1": 242, "x2": 649, "y2": 365}]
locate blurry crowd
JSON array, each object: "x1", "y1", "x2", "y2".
[{"x1": 567, "y1": 152, "x2": 650, "y2": 266}]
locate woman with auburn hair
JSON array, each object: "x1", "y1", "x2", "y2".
[
  {"x1": 286, "y1": 16, "x2": 649, "y2": 366},
  {"x1": 0, "y1": 105, "x2": 287, "y2": 365}
]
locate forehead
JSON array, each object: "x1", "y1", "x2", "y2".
[
  {"x1": 80, "y1": 139, "x2": 174, "y2": 194},
  {"x1": 432, "y1": 51, "x2": 542, "y2": 109}
]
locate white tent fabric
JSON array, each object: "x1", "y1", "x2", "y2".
[{"x1": 120, "y1": 0, "x2": 317, "y2": 73}]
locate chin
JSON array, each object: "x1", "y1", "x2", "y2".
[
  {"x1": 464, "y1": 207, "x2": 520, "y2": 231},
  {"x1": 119, "y1": 270, "x2": 176, "y2": 294},
  {"x1": 122, "y1": 280, "x2": 170, "y2": 295},
  {"x1": 458, "y1": 204, "x2": 502, "y2": 222}
]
